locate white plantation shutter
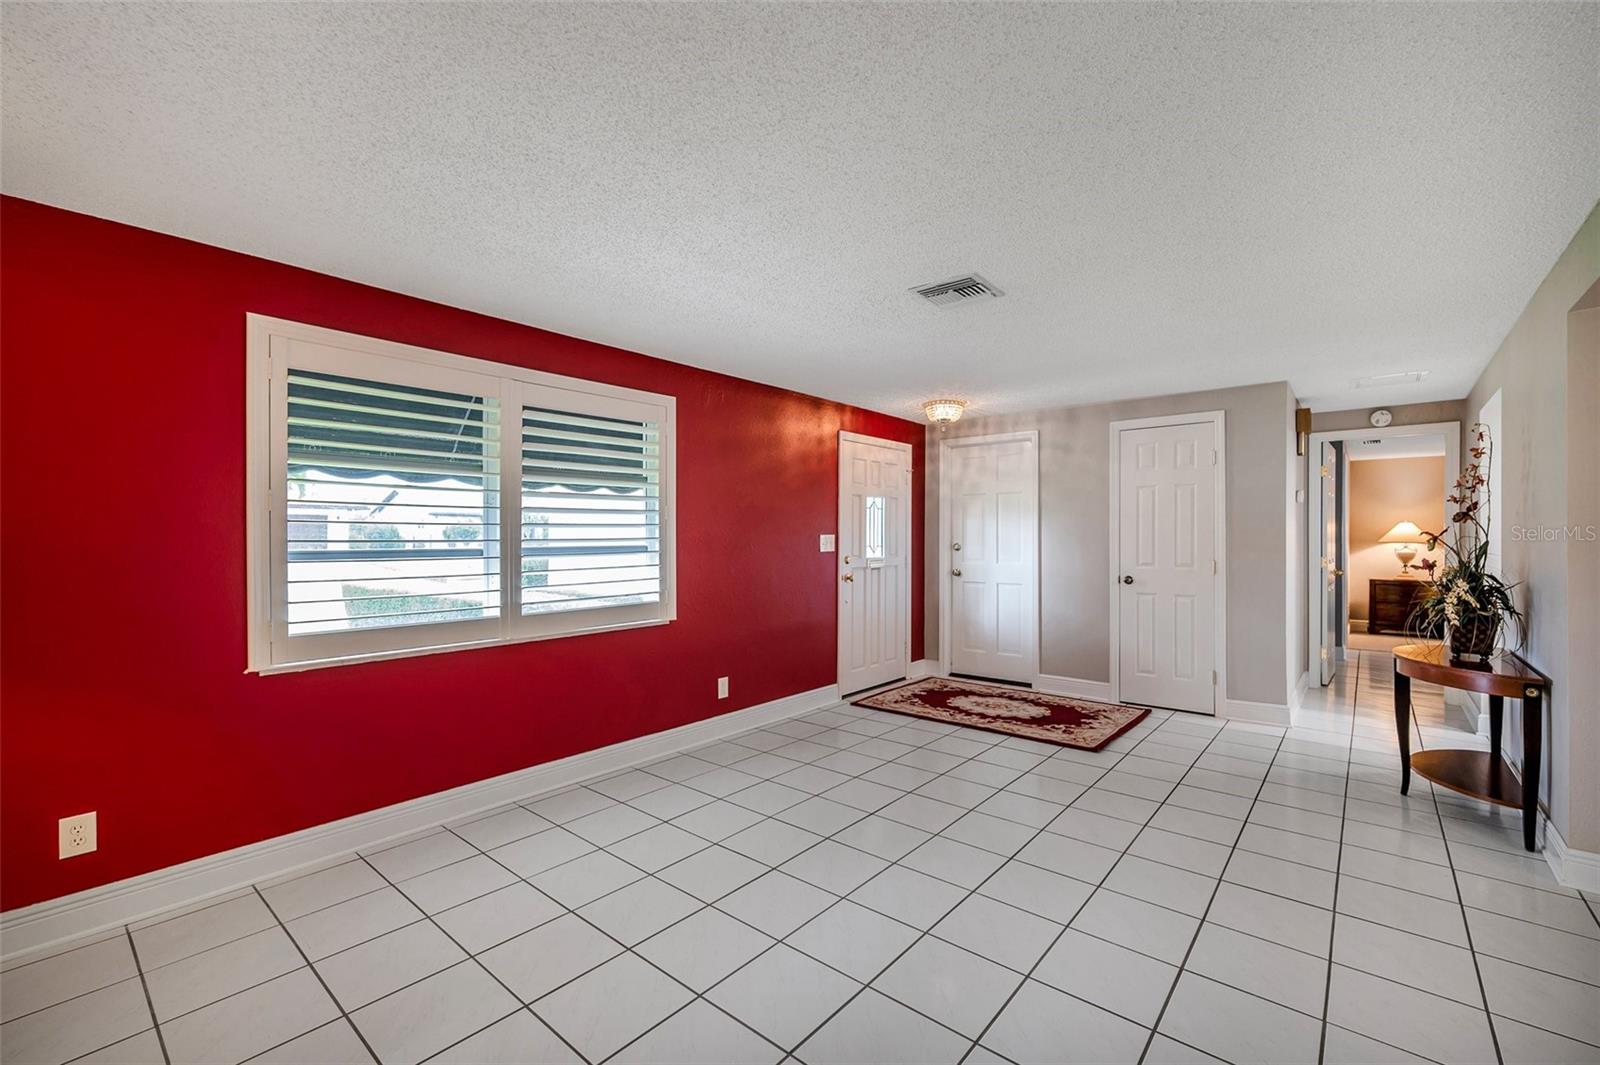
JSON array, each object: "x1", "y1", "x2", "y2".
[
  {"x1": 283, "y1": 368, "x2": 501, "y2": 638},
  {"x1": 518, "y1": 405, "x2": 662, "y2": 617},
  {"x1": 251, "y1": 319, "x2": 675, "y2": 671}
]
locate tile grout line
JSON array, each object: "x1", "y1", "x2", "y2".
[
  {"x1": 351, "y1": 852, "x2": 604, "y2": 1065},
  {"x1": 953, "y1": 718, "x2": 1254, "y2": 1064},
  {"x1": 1316, "y1": 642, "x2": 1360, "y2": 1065},
  {"x1": 124, "y1": 926, "x2": 173, "y2": 1065},
  {"x1": 601, "y1": 711, "x2": 1202, "y2": 1060},
  {"x1": 586, "y1": 710, "x2": 1150, "y2": 1061},
  {"x1": 118, "y1": 707, "x2": 1006, "y2": 1064},
  {"x1": 248, "y1": 885, "x2": 383, "y2": 1065},
  {"x1": 766, "y1": 714, "x2": 1231, "y2": 1062},
  {"x1": 412, "y1": 705, "x2": 1043, "y2": 1062},
  {"x1": 1133, "y1": 719, "x2": 1290, "y2": 1063},
  {"x1": 599, "y1": 712, "x2": 1243, "y2": 1056},
  {"x1": 1422, "y1": 760, "x2": 1507, "y2": 1064}
]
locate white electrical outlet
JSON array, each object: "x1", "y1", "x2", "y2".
[
  {"x1": 59, "y1": 812, "x2": 97, "y2": 859},
  {"x1": 819, "y1": 534, "x2": 836, "y2": 553},
  {"x1": 717, "y1": 676, "x2": 729, "y2": 699}
]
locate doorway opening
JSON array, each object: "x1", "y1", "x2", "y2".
[{"x1": 1306, "y1": 421, "x2": 1459, "y2": 685}]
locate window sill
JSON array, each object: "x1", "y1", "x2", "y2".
[{"x1": 247, "y1": 616, "x2": 673, "y2": 675}]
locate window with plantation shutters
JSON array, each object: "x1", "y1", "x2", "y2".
[{"x1": 248, "y1": 317, "x2": 676, "y2": 672}]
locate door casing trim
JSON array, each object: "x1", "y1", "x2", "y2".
[
  {"x1": 1108, "y1": 411, "x2": 1227, "y2": 714},
  {"x1": 837, "y1": 431, "x2": 914, "y2": 693},
  {"x1": 937, "y1": 430, "x2": 1041, "y2": 683}
]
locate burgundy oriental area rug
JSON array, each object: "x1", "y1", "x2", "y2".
[{"x1": 853, "y1": 676, "x2": 1149, "y2": 752}]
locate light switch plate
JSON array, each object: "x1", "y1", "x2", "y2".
[
  {"x1": 819, "y1": 534, "x2": 836, "y2": 552},
  {"x1": 717, "y1": 676, "x2": 729, "y2": 699}
]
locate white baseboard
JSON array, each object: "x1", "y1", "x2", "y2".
[
  {"x1": 1442, "y1": 687, "x2": 1488, "y2": 736},
  {"x1": 1544, "y1": 818, "x2": 1600, "y2": 892},
  {"x1": 908, "y1": 658, "x2": 935, "y2": 680},
  {"x1": 1034, "y1": 674, "x2": 1116, "y2": 703},
  {"x1": 0, "y1": 684, "x2": 838, "y2": 963},
  {"x1": 1291, "y1": 671, "x2": 1310, "y2": 712},
  {"x1": 1221, "y1": 698, "x2": 1292, "y2": 726}
]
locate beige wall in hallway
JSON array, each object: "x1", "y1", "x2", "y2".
[
  {"x1": 1464, "y1": 201, "x2": 1599, "y2": 853},
  {"x1": 923, "y1": 381, "x2": 1295, "y2": 708},
  {"x1": 1347, "y1": 455, "x2": 1447, "y2": 624}
]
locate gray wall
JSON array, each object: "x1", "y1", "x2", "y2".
[
  {"x1": 1463, "y1": 202, "x2": 1599, "y2": 851},
  {"x1": 923, "y1": 382, "x2": 1295, "y2": 707},
  {"x1": 1310, "y1": 399, "x2": 1468, "y2": 434}
]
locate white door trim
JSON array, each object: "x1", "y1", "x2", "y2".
[
  {"x1": 1303, "y1": 420, "x2": 1460, "y2": 687},
  {"x1": 1108, "y1": 410, "x2": 1227, "y2": 711},
  {"x1": 837, "y1": 431, "x2": 913, "y2": 693},
  {"x1": 937, "y1": 430, "x2": 1041, "y2": 682}
]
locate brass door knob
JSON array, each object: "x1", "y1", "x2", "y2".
[
  {"x1": 952, "y1": 542, "x2": 962, "y2": 551},
  {"x1": 841, "y1": 573, "x2": 854, "y2": 583},
  {"x1": 951, "y1": 568, "x2": 962, "y2": 577},
  {"x1": 1121, "y1": 575, "x2": 1134, "y2": 585}
]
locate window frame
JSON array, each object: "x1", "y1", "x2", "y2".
[{"x1": 246, "y1": 314, "x2": 677, "y2": 674}]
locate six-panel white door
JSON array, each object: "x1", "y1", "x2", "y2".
[
  {"x1": 947, "y1": 437, "x2": 1037, "y2": 684},
  {"x1": 1117, "y1": 421, "x2": 1217, "y2": 713},
  {"x1": 837, "y1": 434, "x2": 910, "y2": 695}
]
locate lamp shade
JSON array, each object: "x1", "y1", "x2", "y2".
[{"x1": 1379, "y1": 520, "x2": 1426, "y2": 545}]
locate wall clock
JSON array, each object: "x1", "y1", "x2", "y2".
[{"x1": 1370, "y1": 408, "x2": 1394, "y2": 428}]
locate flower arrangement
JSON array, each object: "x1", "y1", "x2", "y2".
[{"x1": 1409, "y1": 423, "x2": 1524, "y2": 659}]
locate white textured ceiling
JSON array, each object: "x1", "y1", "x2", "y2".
[{"x1": 4, "y1": 3, "x2": 1597, "y2": 417}]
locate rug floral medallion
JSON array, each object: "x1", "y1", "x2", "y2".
[{"x1": 853, "y1": 676, "x2": 1149, "y2": 752}]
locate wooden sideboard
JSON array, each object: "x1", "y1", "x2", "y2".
[{"x1": 1368, "y1": 577, "x2": 1432, "y2": 636}]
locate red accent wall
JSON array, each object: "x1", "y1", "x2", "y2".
[{"x1": 0, "y1": 196, "x2": 924, "y2": 911}]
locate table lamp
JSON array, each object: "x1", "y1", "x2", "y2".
[{"x1": 1380, "y1": 520, "x2": 1426, "y2": 575}]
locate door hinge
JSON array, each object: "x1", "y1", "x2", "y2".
[
  {"x1": 1212, "y1": 559, "x2": 1218, "y2": 574},
  {"x1": 1211, "y1": 449, "x2": 1218, "y2": 466},
  {"x1": 1212, "y1": 670, "x2": 1218, "y2": 685}
]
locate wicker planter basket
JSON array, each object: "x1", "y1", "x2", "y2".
[{"x1": 1449, "y1": 614, "x2": 1500, "y2": 660}]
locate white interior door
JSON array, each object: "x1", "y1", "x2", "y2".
[
  {"x1": 1117, "y1": 420, "x2": 1218, "y2": 713},
  {"x1": 947, "y1": 436, "x2": 1038, "y2": 684},
  {"x1": 1318, "y1": 441, "x2": 1341, "y2": 685},
  {"x1": 838, "y1": 434, "x2": 910, "y2": 695}
]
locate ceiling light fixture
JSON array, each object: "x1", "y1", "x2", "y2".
[{"x1": 923, "y1": 398, "x2": 967, "y2": 427}]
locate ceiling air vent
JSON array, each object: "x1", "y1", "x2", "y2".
[{"x1": 911, "y1": 274, "x2": 1003, "y2": 308}]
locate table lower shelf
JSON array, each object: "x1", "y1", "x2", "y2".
[{"x1": 1410, "y1": 749, "x2": 1521, "y2": 808}]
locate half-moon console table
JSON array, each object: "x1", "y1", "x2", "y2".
[{"x1": 1392, "y1": 642, "x2": 1548, "y2": 851}]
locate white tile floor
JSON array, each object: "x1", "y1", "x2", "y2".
[{"x1": 4, "y1": 651, "x2": 1598, "y2": 1064}]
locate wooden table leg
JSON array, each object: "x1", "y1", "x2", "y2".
[
  {"x1": 1522, "y1": 689, "x2": 1542, "y2": 852},
  {"x1": 1394, "y1": 663, "x2": 1412, "y2": 795},
  {"x1": 1489, "y1": 694, "x2": 1503, "y2": 762}
]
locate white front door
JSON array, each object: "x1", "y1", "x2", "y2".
[
  {"x1": 838, "y1": 434, "x2": 910, "y2": 695},
  {"x1": 1116, "y1": 420, "x2": 1218, "y2": 713},
  {"x1": 1318, "y1": 441, "x2": 1341, "y2": 685},
  {"x1": 947, "y1": 435, "x2": 1038, "y2": 684}
]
